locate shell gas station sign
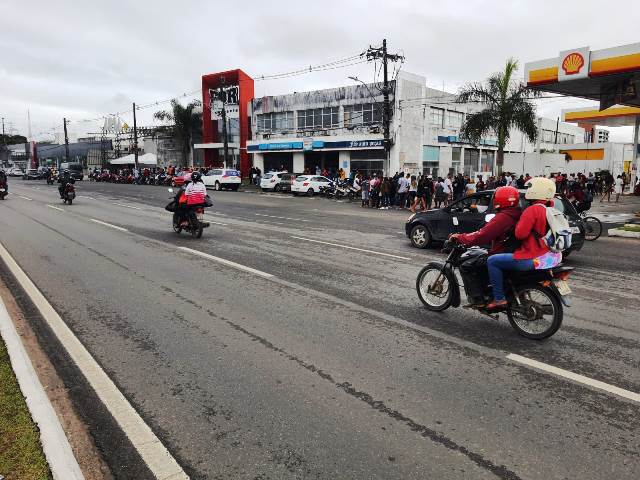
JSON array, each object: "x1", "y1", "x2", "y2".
[{"x1": 558, "y1": 47, "x2": 590, "y2": 81}]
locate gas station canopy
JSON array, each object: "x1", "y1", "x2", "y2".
[
  {"x1": 562, "y1": 105, "x2": 640, "y2": 127},
  {"x1": 525, "y1": 43, "x2": 640, "y2": 110}
]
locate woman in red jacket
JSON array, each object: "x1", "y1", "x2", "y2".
[{"x1": 486, "y1": 177, "x2": 562, "y2": 309}]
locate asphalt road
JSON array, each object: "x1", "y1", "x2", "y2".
[{"x1": 1, "y1": 179, "x2": 639, "y2": 479}]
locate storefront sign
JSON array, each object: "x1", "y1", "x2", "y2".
[
  {"x1": 248, "y1": 142, "x2": 304, "y2": 152},
  {"x1": 558, "y1": 47, "x2": 590, "y2": 82},
  {"x1": 312, "y1": 139, "x2": 384, "y2": 149}
]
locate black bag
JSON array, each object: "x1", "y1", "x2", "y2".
[
  {"x1": 165, "y1": 201, "x2": 176, "y2": 212},
  {"x1": 459, "y1": 253, "x2": 489, "y2": 303},
  {"x1": 204, "y1": 195, "x2": 213, "y2": 207}
]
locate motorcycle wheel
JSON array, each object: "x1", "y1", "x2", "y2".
[
  {"x1": 68, "y1": 198, "x2": 72, "y2": 205},
  {"x1": 583, "y1": 216, "x2": 602, "y2": 241},
  {"x1": 195, "y1": 225, "x2": 204, "y2": 239},
  {"x1": 416, "y1": 263, "x2": 454, "y2": 311},
  {"x1": 506, "y1": 285, "x2": 562, "y2": 340}
]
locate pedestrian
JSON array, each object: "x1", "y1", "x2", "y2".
[
  {"x1": 370, "y1": 174, "x2": 381, "y2": 208},
  {"x1": 516, "y1": 175, "x2": 525, "y2": 189},
  {"x1": 476, "y1": 175, "x2": 485, "y2": 192},
  {"x1": 396, "y1": 172, "x2": 409, "y2": 209},
  {"x1": 614, "y1": 175, "x2": 624, "y2": 203},
  {"x1": 465, "y1": 178, "x2": 476, "y2": 196},
  {"x1": 443, "y1": 174, "x2": 453, "y2": 206},
  {"x1": 380, "y1": 177, "x2": 390, "y2": 209},
  {"x1": 600, "y1": 172, "x2": 614, "y2": 202},
  {"x1": 361, "y1": 176, "x2": 370, "y2": 207},
  {"x1": 408, "y1": 175, "x2": 418, "y2": 210},
  {"x1": 434, "y1": 177, "x2": 447, "y2": 208},
  {"x1": 423, "y1": 175, "x2": 434, "y2": 210}
]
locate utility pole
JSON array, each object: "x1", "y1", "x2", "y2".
[
  {"x1": 365, "y1": 39, "x2": 404, "y2": 175},
  {"x1": 554, "y1": 116, "x2": 560, "y2": 144},
  {"x1": 219, "y1": 87, "x2": 229, "y2": 168},
  {"x1": 132, "y1": 103, "x2": 139, "y2": 170},
  {"x1": 1, "y1": 117, "x2": 5, "y2": 146},
  {"x1": 63, "y1": 117, "x2": 70, "y2": 162}
]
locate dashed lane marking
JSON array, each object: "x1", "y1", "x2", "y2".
[
  {"x1": 179, "y1": 246, "x2": 274, "y2": 279},
  {"x1": 290, "y1": 236, "x2": 412, "y2": 260},
  {"x1": 506, "y1": 354, "x2": 640, "y2": 404},
  {"x1": 47, "y1": 205, "x2": 64, "y2": 212},
  {"x1": 113, "y1": 202, "x2": 142, "y2": 210},
  {"x1": 89, "y1": 219, "x2": 128, "y2": 232},
  {"x1": 18, "y1": 195, "x2": 33, "y2": 201}
]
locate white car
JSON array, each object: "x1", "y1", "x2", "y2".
[
  {"x1": 203, "y1": 168, "x2": 241, "y2": 191},
  {"x1": 7, "y1": 167, "x2": 24, "y2": 177},
  {"x1": 260, "y1": 171, "x2": 287, "y2": 192},
  {"x1": 291, "y1": 175, "x2": 332, "y2": 196}
]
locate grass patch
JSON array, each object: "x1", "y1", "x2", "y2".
[
  {"x1": 0, "y1": 336, "x2": 51, "y2": 480},
  {"x1": 621, "y1": 225, "x2": 640, "y2": 233}
]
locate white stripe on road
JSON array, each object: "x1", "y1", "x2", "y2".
[
  {"x1": 113, "y1": 202, "x2": 142, "y2": 210},
  {"x1": 178, "y1": 247, "x2": 274, "y2": 279},
  {"x1": 255, "y1": 213, "x2": 309, "y2": 222},
  {"x1": 18, "y1": 195, "x2": 32, "y2": 201},
  {"x1": 290, "y1": 236, "x2": 411, "y2": 260},
  {"x1": 208, "y1": 221, "x2": 228, "y2": 226},
  {"x1": 90, "y1": 218, "x2": 128, "y2": 232},
  {"x1": 506, "y1": 353, "x2": 640, "y2": 403},
  {"x1": 0, "y1": 242, "x2": 189, "y2": 479},
  {"x1": 79, "y1": 195, "x2": 95, "y2": 200},
  {"x1": 47, "y1": 204, "x2": 64, "y2": 212}
]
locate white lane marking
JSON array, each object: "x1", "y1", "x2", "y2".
[
  {"x1": 90, "y1": 219, "x2": 128, "y2": 232},
  {"x1": 254, "y1": 213, "x2": 309, "y2": 222},
  {"x1": 0, "y1": 242, "x2": 189, "y2": 479},
  {"x1": 178, "y1": 246, "x2": 274, "y2": 279},
  {"x1": 113, "y1": 202, "x2": 142, "y2": 210},
  {"x1": 507, "y1": 354, "x2": 640, "y2": 404},
  {"x1": 47, "y1": 204, "x2": 64, "y2": 212},
  {"x1": 79, "y1": 195, "x2": 95, "y2": 200},
  {"x1": 18, "y1": 195, "x2": 33, "y2": 201},
  {"x1": 0, "y1": 296, "x2": 84, "y2": 479},
  {"x1": 290, "y1": 236, "x2": 411, "y2": 260},
  {"x1": 208, "y1": 220, "x2": 228, "y2": 226}
]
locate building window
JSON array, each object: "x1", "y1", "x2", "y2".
[
  {"x1": 422, "y1": 145, "x2": 440, "y2": 162},
  {"x1": 463, "y1": 148, "x2": 479, "y2": 176},
  {"x1": 480, "y1": 150, "x2": 494, "y2": 172},
  {"x1": 430, "y1": 107, "x2": 444, "y2": 128},
  {"x1": 257, "y1": 112, "x2": 294, "y2": 132},
  {"x1": 452, "y1": 147, "x2": 461, "y2": 173},
  {"x1": 344, "y1": 103, "x2": 383, "y2": 127},
  {"x1": 447, "y1": 111, "x2": 464, "y2": 129},
  {"x1": 297, "y1": 107, "x2": 338, "y2": 130}
]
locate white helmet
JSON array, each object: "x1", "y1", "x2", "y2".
[{"x1": 524, "y1": 177, "x2": 555, "y2": 201}]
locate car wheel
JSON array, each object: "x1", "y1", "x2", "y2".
[
  {"x1": 215, "y1": 181, "x2": 221, "y2": 191},
  {"x1": 307, "y1": 188, "x2": 314, "y2": 196},
  {"x1": 410, "y1": 224, "x2": 431, "y2": 249},
  {"x1": 274, "y1": 184, "x2": 281, "y2": 192}
]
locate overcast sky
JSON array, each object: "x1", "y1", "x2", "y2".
[{"x1": 2, "y1": 0, "x2": 638, "y2": 142}]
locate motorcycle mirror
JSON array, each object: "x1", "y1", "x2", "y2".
[
  {"x1": 168, "y1": 188, "x2": 174, "y2": 193},
  {"x1": 484, "y1": 213, "x2": 496, "y2": 223}
]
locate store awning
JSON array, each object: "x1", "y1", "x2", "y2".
[{"x1": 525, "y1": 43, "x2": 640, "y2": 110}]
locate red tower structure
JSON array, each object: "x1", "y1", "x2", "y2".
[{"x1": 201, "y1": 69, "x2": 254, "y2": 177}]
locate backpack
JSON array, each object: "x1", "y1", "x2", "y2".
[
  {"x1": 535, "y1": 204, "x2": 572, "y2": 253},
  {"x1": 584, "y1": 190, "x2": 594, "y2": 202}
]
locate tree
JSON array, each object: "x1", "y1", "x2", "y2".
[
  {"x1": 457, "y1": 58, "x2": 538, "y2": 172},
  {"x1": 154, "y1": 99, "x2": 202, "y2": 167},
  {"x1": 0, "y1": 134, "x2": 27, "y2": 145}
]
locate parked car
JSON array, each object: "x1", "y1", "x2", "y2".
[
  {"x1": 291, "y1": 175, "x2": 333, "y2": 196},
  {"x1": 203, "y1": 168, "x2": 241, "y2": 191},
  {"x1": 23, "y1": 168, "x2": 41, "y2": 180},
  {"x1": 260, "y1": 171, "x2": 287, "y2": 192},
  {"x1": 7, "y1": 167, "x2": 24, "y2": 177},
  {"x1": 405, "y1": 190, "x2": 585, "y2": 255},
  {"x1": 172, "y1": 171, "x2": 192, "y2": 187}
]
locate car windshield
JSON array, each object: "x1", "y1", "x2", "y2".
[
  {"x1": 225, "y1": 170, "x2": 239, "y2": 176},
  {"x1": 263, "y1": 173, "x2": 274, "y2": 179},
  {"x1": 296, "y1": 176, "x2": 308, "y2": 182}
]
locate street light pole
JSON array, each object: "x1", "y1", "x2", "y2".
[{"x1": 133, "y1": 103, "x2": 139, "y2": 170}]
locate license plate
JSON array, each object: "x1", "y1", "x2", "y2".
[
  {"x1": 0, "y1": 188, "x2": 5, "y2": 192},
  {"x1": 554, "y1": 279, "x2": 571, "y2": 295},
  {"x1": 570, "y1": 226, "x2": 580, "y2": 233}
]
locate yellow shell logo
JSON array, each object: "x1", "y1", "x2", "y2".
[{"x1": 562, "y1": 53, "x2": 585, "y2": 75}]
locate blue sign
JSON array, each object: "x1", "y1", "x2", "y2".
[
  {"x1": 437, "y1": 136, "x2": 497, "y2": 147},
  {"x1": 248, "y1": 142, "x2": 303, "y2": 152}
]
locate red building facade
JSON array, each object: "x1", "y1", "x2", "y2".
[{"x1": 201, "y1": 69, "x2": 254, "y2": 177}]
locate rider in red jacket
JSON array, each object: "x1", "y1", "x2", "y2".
[{"x1": 450, "y1": 186, "x2": 521, "y2": 255}]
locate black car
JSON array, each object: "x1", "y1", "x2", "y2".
[
  {"x1": 279, "y1": 173, "x2": 298, "y2": 192},
  {"x1": 405, "y1": 189, "x2": 585, "y2": 255}
]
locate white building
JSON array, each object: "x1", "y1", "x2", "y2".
[{"x1": 247, "y1": 71, "x2": 585, "y2": 178}]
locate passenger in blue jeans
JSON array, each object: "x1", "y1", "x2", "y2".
[{"x1": 486, "y1": 177, "x2": 561, "y2": 310}]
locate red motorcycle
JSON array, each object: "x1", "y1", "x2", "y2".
[
  {"x1": 62, "y1": 184, "x2": 76, "y2": 205},
  {"x1": 0, "y1": 179, "x2": 7, "y2": 200}
]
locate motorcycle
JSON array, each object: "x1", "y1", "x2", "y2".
[
  {"x1": 62, "y1": 183, "x2": 76, "y2": 205},
  {"x1": 46, "y1": 174, "x2": 56, "y2": 185},
  {"x1": 415, "y1": 240, "x2": 573, "y2": 339},
  {"x1": 0, "y1": 180, "x2": 7, "y2": 200},
  {"x1": 165, "y1": 188, "x2": 211, "y2": 238}
]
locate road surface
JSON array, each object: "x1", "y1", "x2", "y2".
[{"x1": 1, "y1": 179, "x2": 638, "y2": 479}]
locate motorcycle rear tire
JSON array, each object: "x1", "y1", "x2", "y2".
[
  {"x1": 506, "y1": 285, "x2": 562, "y2": 340},
  {"x1": 68, "y1": 198, "x2": 72, "y2": 205},
  {"x1": 416, "y1": 263, "x2": 454, "y2": 311}
]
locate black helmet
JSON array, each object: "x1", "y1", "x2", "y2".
[
  {"x1": 190, "y1": 171, "x2": 202, "y2": 183},
  {"x1": 63, "y1": 169, "x2": 70, "y2": 175}
]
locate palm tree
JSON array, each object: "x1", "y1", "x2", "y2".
[
  {"x1": 456, "y1": 58, "x2": 538, "y2": 172},
  {"x1": 154, "y1": 99, "x2": 202, "y2": 167}
]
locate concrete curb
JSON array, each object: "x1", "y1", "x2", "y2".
[
  {"x1": 607, "y1": 227, "x2": 640, "y2": 238},
  {"x1": 0, "y1": 296, "x2": 84, "y2": 480}
]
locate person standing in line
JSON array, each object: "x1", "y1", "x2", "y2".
[
  {"x1": 434, "y1": 177, "x2": 446, "y2": 208},
  {"x1": 396, "y1": 173, "x2": 409, "y2": 209},
  {"x1": 600, "y1": 172, "x2": 614, "y2": 202},
  {"x1": 476, "y1": 175, "x2": 485, "y2": 192},
  {"x1": 361, "y1": 175, "x2": 370, "y2": 207},
  {"x1": 408, "y1": 175, "x2": 419, "y2": 212},
  {"x1": 444, "y1": 174, "x2": 453, "y2": 206},
  {"x1": 423, "y1": 175, "x2": 434, "y2": 210},
  {"x1": 614, "y1": 175, "x2": 624, "y2": 203},
  {"x1": 380, "y1": 177, "x2": 390, "y2": 209},
  {"x1": 465, "y1": 178, "x2": 476, "y2": 196},
  {"x1": 370, "y1": 174, "x2": 380, "y2": 208}
]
